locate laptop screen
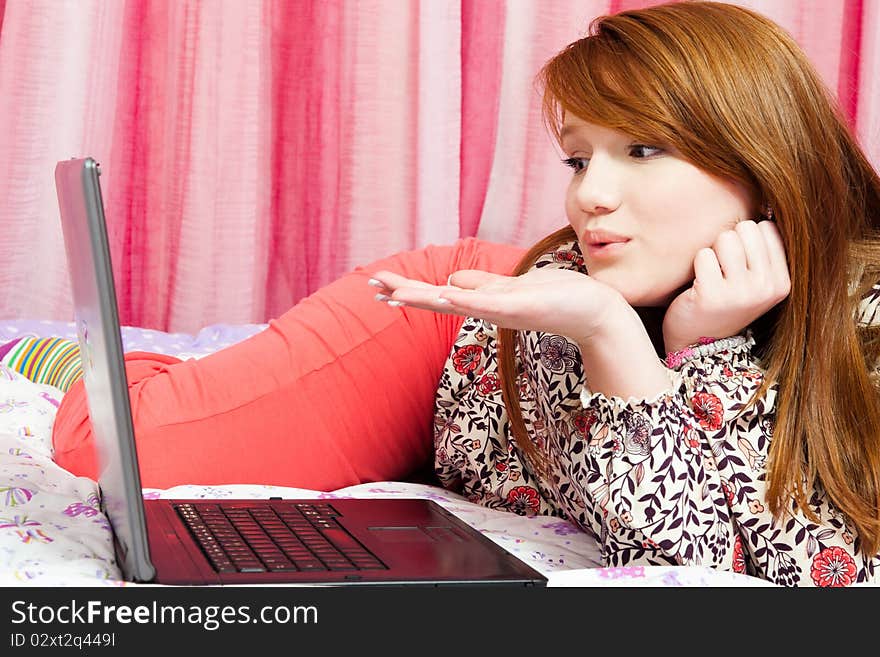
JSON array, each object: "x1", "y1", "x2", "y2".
[{"x1": 55, "y1": 157, "x2": 156, "y2": 582}]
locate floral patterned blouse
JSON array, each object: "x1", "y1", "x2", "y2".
[{"x1": 433, "y1": 240, "x2": 880, "y2": 587}]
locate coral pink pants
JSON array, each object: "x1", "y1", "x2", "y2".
[{"x1": 52, "y1": 238, "x2": 525, "y2": 490}]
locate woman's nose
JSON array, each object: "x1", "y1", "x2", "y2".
[{"x1": 573, "y1": 157, "x2": 621, "y2": 215}]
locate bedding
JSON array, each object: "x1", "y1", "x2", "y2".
[{"x1": 0, "y1": 319, "x2": 773, "y2": 587}]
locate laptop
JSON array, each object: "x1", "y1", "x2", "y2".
[{"x1": 53, "y1": 157, "x2": 547, "y2": 587}]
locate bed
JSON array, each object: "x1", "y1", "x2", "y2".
[{"x1": 0, "y1": 319, "x2": 773, "y2": 587}]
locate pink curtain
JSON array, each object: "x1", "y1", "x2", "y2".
[{"x1": 0, "y1": 0, "x2": 876, "y2": 333}]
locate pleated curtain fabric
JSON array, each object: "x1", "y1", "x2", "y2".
[{"x1": 0, "y1": 0, "x2": 875, "y2": 332}]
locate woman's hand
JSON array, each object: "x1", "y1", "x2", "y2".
[
  {"x1": 662, "y1": 219, "x2": 791, "y2": 354},
  {"x1": 368, "y1": 267, "x2": 632, "y2": 347},
  {"x1": 370, "y1": 265, "x2": 680, "y2": 400}
]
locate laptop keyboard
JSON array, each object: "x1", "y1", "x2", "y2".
[{"x1": 175, "y1": 501, "x2": 387, "y2": 574}]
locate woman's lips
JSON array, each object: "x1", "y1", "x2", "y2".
[{"x1": 584, "y1": 239, "x2": 630, "y2": 258}]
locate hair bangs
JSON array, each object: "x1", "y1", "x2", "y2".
[{"x1": 539, "y1": 27, "x2": 680, "y2": 149}]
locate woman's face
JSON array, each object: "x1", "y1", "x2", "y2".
[{"x1": 562, "y1": 116, "x2": 756, "y2": 306}]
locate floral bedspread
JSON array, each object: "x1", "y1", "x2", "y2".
[{"x1": 0, "y1": 320, "x2": 772, "y2": 587}]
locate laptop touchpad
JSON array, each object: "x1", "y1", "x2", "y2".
[
  {"x1": 368, "y1": 527, "x2": 432, "y2": 543},
  {"x1": 368, "y1": 526, "x2": 465, "y2": 543}
]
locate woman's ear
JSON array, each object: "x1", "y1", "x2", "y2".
[{"x1": 759, "y1": 201, "x2": 775, "y2": 221}]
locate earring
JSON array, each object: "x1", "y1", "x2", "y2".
[{"x1": 760, "y1": 202, "x2": 775, "y2": 221}]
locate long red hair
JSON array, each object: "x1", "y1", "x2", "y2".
[{"x1": 497, "y1": 1, "x2": 880, "y2": 555}]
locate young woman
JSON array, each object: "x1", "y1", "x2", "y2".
[{"x1": 43, "y1": 1, "x2": 880, "y2": 586}]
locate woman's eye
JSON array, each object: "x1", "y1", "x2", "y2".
[
  {"x1": 562, "y1": 157, "x2": 589, "y2": 173},
  {"x1": 629, "y1": 144, "x2": 664, "y2": 158}
]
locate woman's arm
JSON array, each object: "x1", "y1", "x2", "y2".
[
  {"x1": 577, "y1": 336, "x2": 874, "y2": 586},
  {"x1": 575, "y1": 298, "x2": 672, "y2": 401}
]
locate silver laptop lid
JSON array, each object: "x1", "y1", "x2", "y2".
[{"x1": 55, "y1": 157, "x2": 156, "y2": 582}]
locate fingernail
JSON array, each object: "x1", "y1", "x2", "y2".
[
  {"x1": 387, "y1": 300, "x2": 406, "y2": 307},
  {"x1": 367, "y1": 278, "x2": 383, "y2": 287},
  {"x1": 437, "y1": 297, "x2": 450, "y2": 305},
  {"x1": 374, "y1": 293, "x2": 390, "y2": 302}
]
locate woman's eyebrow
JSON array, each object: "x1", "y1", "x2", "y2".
[{"x1": 559, "y1": 128, "x2": 592, "y2": 150}]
